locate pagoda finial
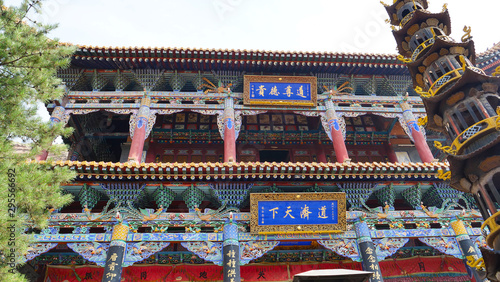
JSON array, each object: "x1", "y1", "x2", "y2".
[
  {"x1": 442, "y1": 3, "x2": 448, "y2": 12},
  {"x1": 461, "y1": 26, "x2": 473, "y2": 42}
]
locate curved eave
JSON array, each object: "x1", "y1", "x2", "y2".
[
  {"x1": 406, "y1": 38, "x2": 476, "y2": 88},
  {"x1": 479, "y1": 60, "x2": 500, "y2": 75},
  {"x1": 36, "y1": 160, "x2": 450, "y2": 181},
  {"x1": 477, "y1": 42, "x2": 500, "y2": 60},
  {"x1": 384, "y1": 0, "x2": 429, "y2": 26},
  {"x1": 429, "y1": 67, "x2": 499, "y2": 105},
  {"x1": 471, "y1": 42, "x2": 500, "y2": 74},
  {"x1": 422, "y1": 100, "x2": 445, "y2": 133},
  {"x1": 423, "y1": 69, "x2": 499, "y2": 131},
  {"x1": 449, "y1": 142, "x2": 500, "y2": 193},
  {"x1": 393, "y1": 10, "x2": 451, "y2": 57},
  {"x1": 448, "y1": 157, "x2": 468, "y2": 192},
  {"x1": 423, "y1": 71, "x2": 500, "y2": 138}
]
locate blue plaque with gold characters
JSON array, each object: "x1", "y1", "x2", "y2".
[
  {"x1": 244, "y1": 75, "x2": 317, "y2": 107},
  {"x1": 250, "y1": 193, "x2": 346, "y2": 234}
]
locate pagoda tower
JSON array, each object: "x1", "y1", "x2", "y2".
[{"x1": 383, "y1": 0, "x2": 500, "y2": 279}]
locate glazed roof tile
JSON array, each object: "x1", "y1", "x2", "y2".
[
  {"x1": 477, "y1": 42, "x2": 500, "y2": 73},
  {"x1": 70, "y1": 44, "x2": 409, "y2": 75},
  {"x1": 67, "y1": 43, "x2": 500, "y2": 75},
  {"x1": 38, "y1": 160, "x2": 450, "y2": 181}
]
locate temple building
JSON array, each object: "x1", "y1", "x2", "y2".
[{"x1": 23, "y1": 10, "x2": 500, "y2": 281}]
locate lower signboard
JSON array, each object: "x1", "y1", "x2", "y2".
[{"x1": 250, "y1": 193, "x2": 346, "y2": 234}]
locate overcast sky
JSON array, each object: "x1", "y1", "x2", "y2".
[{"x1": 6, "y1": 0, "x2": 500, "y2": 54}]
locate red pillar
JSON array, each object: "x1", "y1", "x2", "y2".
[
  {"x1": 36, "y1": 106, "x2": 67, "y2": 161},
  {"x1": 35, "y1": 150, "x2": 49, "y2": 161},
  {"x1": 412, "y1": 127, "x2": 434, "y2": 163},
  {"x1": 400, "y1": 101, "x2": 434, "y2": 163},
  {"x1": 128, "y1": 119, "x2": 147, "y2": 163},
  {"x1": 325, "y1": 99, "x2": 349, "y2": 163},
  {"x1": 385, "y1": 143, "x2": 398, "y2": 163},
  {"x1": 128, "y1": 98, "x2": 152, "y2": 163},
  {"x1": 223, "y1": 98, "x2": 236, "y2": 162}
]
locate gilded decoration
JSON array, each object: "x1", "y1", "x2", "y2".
[
  {"x1": 23, "y1": 243, "x2": 58, "y2": 263},
  {"x1": 250, "y1": 193, "x2": 346, "y2": 234},
  {"x1": 181, "y1": 241, "x2": 223, "y2": 265},
  {"x1": 181, "y1": 241, "x2": 278, "y2": 265},
  {"x1": 373, "y1": 238, "x2": 409, "y2": 261},
  {"x1": 240, "y1": 241, "x2": 279, "y2": 265},
  {"x1": 318, "y1": 239, "x2": 360, "y2": 261},
  {"x1": 243, "y1": 75, "x2": 317, "y2": 107},
  {"x1": 418, "y1": 237, "x2": 463, "y2": 259},
  {"x1": 67, "y1": 242, "x2": 170, "y2": 267}
]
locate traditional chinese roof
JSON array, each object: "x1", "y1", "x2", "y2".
[
  {"x1": 391, "y1": 9, "x2": 451, "y2": 57},
  {"x1": 38, "y1": 160, "x2": 450, "y2": 181},
  {"x1": 70, "y1": 45, "x2": 409, "y2": 76},
  {"x1": 383, "y1": 0, "x2": 429, "y2": 26},
  {"x1": 477, "y1": 42, "x2": 500, "y2": 74},
  {"x1": 66, "y1": 42, "x2": 500, "y2": 77},
  {"x1": 423, "y1": 70, "x2": 500, "y2": 132},
  {"x1": 406, "y1": 39, "x2": 475, "y2": 88}
]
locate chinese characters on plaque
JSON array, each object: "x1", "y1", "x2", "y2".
[
  {"x1": 244, "y1": 75, "x2": 317, "y2": 107},
  {"x1": 250, "y1": 193, "x2": 346, "y2": 234},
  {"x1": 103, "y1": 249, "x2": 124, "y2": 282},
  {"x1": 358, "y1": 242, "x2": 384, "y2": 282},
  {"x1": 223, "y1": 246, "x2": 240, "y2": 282},
  {"x1": 259, "y1": 200, "x2": 339, "y2": 226}
]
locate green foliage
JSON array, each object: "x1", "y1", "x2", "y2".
[{"x1": 0, "y1": 1, "x2": 76, "y2": 280}]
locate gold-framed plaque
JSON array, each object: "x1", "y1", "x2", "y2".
[
  {"x1": 250, "y1": 192, "x2": 346, "y2": 234},
  {"x1": 243, "y1": 75, "x2": 317, "y2": 107}
]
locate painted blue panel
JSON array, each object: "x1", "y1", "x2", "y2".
[
  {"x1": 258, "y1": 200, "x2": 338, "y2": 226},
  {"x1": 249, "y1": 82, "x2": 312, "y2": 101}
]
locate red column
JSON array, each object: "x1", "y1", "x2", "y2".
[
  {"x1": 35, "y1": 151, "x2": 49, "y2": 161},
  {"x1": 385, "y1": 143, "x2": 398, "y2": 163},
  {"x1": 400, "y1": 101, "x2": 434, "y2": 163},
  {"x1": 412, "y1": 127, "x2": 434, "y2": 162},
  {"x1": 128, "y1": 98, "x2": 152, "y2": 163},
  {"x1": 325, "y1": 99, "x2": 349, "y2": 163},
  {"x1": 223, "y1": 98, "x2": 236, "y2": 162},
  {"x1": 36, "y1": 106, "x2": 66, "y2": 161}
]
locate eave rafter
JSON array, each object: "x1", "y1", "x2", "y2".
[{"x1": 37, "y1": 160, "x2": 449, "y2": 181}]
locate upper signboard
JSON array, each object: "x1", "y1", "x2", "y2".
[{"x1": 243, "y1": 75, "x2": 317, "y2": 107}]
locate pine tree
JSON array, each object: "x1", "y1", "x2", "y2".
[{"x1": 0, "y1": 1, "x2": 76, "y2": 280}]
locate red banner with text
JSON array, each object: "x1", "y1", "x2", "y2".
[{"x1": 44, "y1": 256, "x2": 474, "y2": 282}]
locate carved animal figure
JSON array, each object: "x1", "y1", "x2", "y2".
[
  {"x1": 194, "y1": 203, "x2": 238, "y2": 222},
  {"x1": 324, "y1": 81, "x2": 354, "y2": 97},
  {"x1": 200, "y1": 77, "x2": 232, "y2": 94},
  {"x1": 140, "y1": 206, "x2": 164, "y2": 221}
]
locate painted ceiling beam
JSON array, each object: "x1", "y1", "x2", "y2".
[
  {"x1": 32, "y1": 227, "x2": 483, "y2": 243},
  {"x1": 37, "y1": 160, "x2": 450, "y2": 181}
]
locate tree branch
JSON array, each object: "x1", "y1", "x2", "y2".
[
  {"x1": 0, "y1": 51, "x2": 43, "y2": 67},
  {"x1": 15, "y1": 0, "x2": 41, "y2": 26}
]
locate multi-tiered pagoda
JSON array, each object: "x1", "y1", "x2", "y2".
[
  {"x1": 383, "y1": 0, "x2": 500, "y2": 280},
  {"x1": 20, "y1": 28, "x2": 500, "y2": 281}
]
